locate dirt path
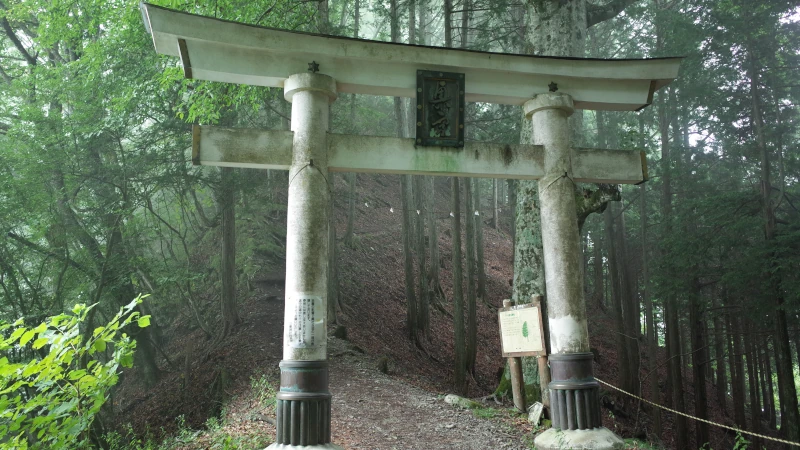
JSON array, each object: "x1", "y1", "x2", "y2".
[
  {"x1": 327, "y1": 338, "x2": 529, "y2": 450},
  {"x1": 119, "y1": 287, "x2": 533, "y2": 449}
]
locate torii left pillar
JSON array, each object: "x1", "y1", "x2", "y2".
[{"x1": 267, "y1": 72, "x2": 343, "y2": 450}]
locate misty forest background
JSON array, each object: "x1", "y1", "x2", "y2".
[{"x1": 1, "y1": 0, "x2": 799, "y2": 449}]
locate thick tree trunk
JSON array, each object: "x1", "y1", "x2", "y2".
[
  {"x1": 592, "y1": 230, "x2": 604, "y2": 311},
  {"x1": 604, "y1": 206, "x2": 630, "y2": 395},
  {"x1": 391, "y1": 1, "x2": 417, "y2": 340},
  {"x1": 640, "y1": 183, "x2": 661, "y2": 437},
  {"x1": 427, "y1": 177, "x2": 442, "y2": 298},
  {"x1": 712, "y1": 296, "x2": 728, "y2": 416},
  {"x1": 681, "y1": 320, "x2": 691, "y2": 371},
  {"x1": 408, "y1": 0, "x2": 416, "y2": 44},
  {"x1": 774, "y1": 310, "x2": 798, "y2": 441},
  {"x1": 220, "y1": 167, "x2": 240, "y2": 336},
  {"x1": 795, "y1": 325, "x2": 800, "y2": 376},
  {"x1": 315, "y1": 0, "x2": 329, "y2": 33},
  {"x1": 327, "y1": 173, "x2": 339, "y2": 325},
  {"x1": 509, "y1": 2, "x2": 553, "y2": 406},
  {"x1": 617, "y1": 206, "x2": 640, "y2": 397},
  {"x1": 512, "y1": 182, "x2": 544, "y2": 306},
  {"x1": 527, "y1": 0, "x2": 586, "y2": 57},
  {"x1": 353, "y1": 0, "x2": 360, "y2": 38},
  {"x1": 511, "y1": 179, "x2": 548, "y2": 409},
  {"x1": 763, "y1": 338, "x2": 777, "y2": 429},
  {"x1": 344, "y1": 173, "x2": 356, "y2": 247},
  {"x1": 517, "y1": 0, "x2": 632, "y2": 418},
  {"x1": 744, "y1": 323, "x2": 761, "y2": 449},
  {"x1": 406, "y1": 0, "x2": 423, "y2": 337},
  {"x1": 507, "y1": 180, "x2": 516, "y2": 244},
  {"x1": 107, "y1": 224, "x2": 162, "y2": 386},
  {"x1": 730, "y1": 313, "x2": 747, "y2": 429},
  {"x1": 418, "y1": 0, "x2": 427, "y2": 45},
  {"x1": 443, "y1": 0, "x2": 452, "y2": 48},
  {"x1": 757, "y1": 336, "x2": 770, "y2": 426},
  {"x1": 452, "y1": 177, "x2": 466, "y2": 395},
  {"x1": 492, "y1": 179, "x2": 499, "y2": 228},
  {"x1": 704, "y1": 320, "x2": 713, "y2": 385},
  {"x1": 473, "y1": 180, "x2": 487, "y2": 300},
  {"x1": 414, "y1": 176, "x2": 429, "y2": 339},
  {"x1": 343, "y1": 0, "x2": 360, "y2": 248},
  {"x1": 748, "y1": 44, "x2": 800, "y2": 442},
  {"x1": 461, "y1": 0, "x2": 469, "y2": 48},
  {"x1": 52, "y1": 165, "x2": 161, "y2": 386},
  {"x1": 401, "y1": 174, "x2": 417, "y2": 338},
  {"x1": 464, "y1": 179, "x2": 477, "y2": 374},
  {"x1": 772, "y1": 337, "x2": 787, "y2": 432},
  {"x1": 658, "y1": 85, "x2": 688, "y2": 448},
  {"x1": 689, "y1": 278, "x2": 708, "y2": 447}
]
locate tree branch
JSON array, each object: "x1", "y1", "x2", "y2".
[
  {"x1": 587, "y1": 0, "x2": 641, "y2": 28},
  {"x1": 6, "y1": 232, "x2": 91, "y2": 275},
  {"x1": 0, "y1": 64, "x2": 12, "y2": 85},
  {"x1": 0, "y1": 16, "x2": 36, "y2": 66},
  {"x1": 576, "y1": 184, "x2": 621, "y2": 230}
]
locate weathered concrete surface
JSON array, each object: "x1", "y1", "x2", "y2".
[
  {"x1": 525, "y1": 93, "x2": 589, "y2": 355},
  {"x1": 192, "y1": 126, "x2": 647, "y2": 183},
  {"x1": 534, "y1": 427, "x2": 625, "y2": 450},
  {"x1": 142, "y1": 3, "x2": 681, "y2": 110},
  {"x1": 282, "y1": 72, "x2": 337, "y2": 362}
]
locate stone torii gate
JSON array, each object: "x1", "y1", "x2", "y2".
[{"x1": 141, "y1": 4, "x2": 680, "y2": 449}]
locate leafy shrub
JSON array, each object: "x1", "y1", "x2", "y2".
[{"x1": 0, "y1": 296, "x2": 149, "y2": 449}]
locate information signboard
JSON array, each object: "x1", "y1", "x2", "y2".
[{"x1": 498, "y1": 302, "x2": 546, "y2": 357}]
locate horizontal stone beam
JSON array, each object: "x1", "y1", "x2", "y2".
[
  {"x1": 192, "y1": 126, "x2": 647, "y2": 184},
  {"x1": 142, "y1": 4, "x2": 681, "y2": 111}
]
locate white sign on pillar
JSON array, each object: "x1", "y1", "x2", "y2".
[{"x1": 286, "y1": 294, "x2": 324, "y2": 349}]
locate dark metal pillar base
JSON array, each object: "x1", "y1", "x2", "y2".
[
  {"x1": 269, "y1": 360, "x2": 341, "y2": 448},
  {"x1": 548, "y1": 353, "x2": 603, "y2": 430}
]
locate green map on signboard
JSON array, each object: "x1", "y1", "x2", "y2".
[{"x1": 499, "y1": 305, "x2": 544, "y2": 355}]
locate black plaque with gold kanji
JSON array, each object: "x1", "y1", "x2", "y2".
[{"x1": 416, "y1": 70, "x2": 465, "y2": 147}]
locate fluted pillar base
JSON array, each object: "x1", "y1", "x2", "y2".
[
  {"x1": 265, "y1": 361, "x2": 343, "y2": 449},
  {"x1": 548, "y1": 353, "x2": 602, "y2": 430}
]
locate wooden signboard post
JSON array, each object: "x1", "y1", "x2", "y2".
[{"x1": 499, "y1": 299, "x2": 547, "y2": 412}]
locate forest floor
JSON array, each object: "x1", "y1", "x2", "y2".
[
  {"x1": 112, "y1": 174, "x2": 785, "y2": 450},
  {"x1": 113, "y1": 285, "x2": 534, "y2": 450}
]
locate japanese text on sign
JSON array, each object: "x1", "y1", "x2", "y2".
[
  {"x1": 287, "y1": 295, "x2": 324, "y2": 348},
  {"x1": 499, "y1": 304, "x2": 545, "y2": 357}
]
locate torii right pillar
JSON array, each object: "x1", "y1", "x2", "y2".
[{"x1": 528, "y1": 93, "x2": 624, "y2": 450}]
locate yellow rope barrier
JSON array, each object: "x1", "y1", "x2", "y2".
[{"x1": 594, "y1": 377, "x2": 800, "y2": 448}]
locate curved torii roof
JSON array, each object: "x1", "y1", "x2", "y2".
[{"x1": 141, "y1": 3, "x2": 681, "y2": 111}]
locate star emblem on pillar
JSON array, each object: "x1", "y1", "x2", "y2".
[
  {"x1": 308, "y1": 61, "x2": 320, "y2": 73},
  {"x1": 548, "y1": 82, "x2": 558, "y2": 92}
]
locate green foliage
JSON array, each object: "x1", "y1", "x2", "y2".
[
  {"x1": 733, "y1": 432, "x2": 751, "y2": 450},
  {"x1": 493, "y1": 371, "x2": 512, "y2": 398},
  {"x1": 522, "y1": 321, "x2": 529, "y2": 339},
  {"x1": 0, "y1": 296, "x2": 149, "y2": 449},
  {"x1": 107, "y1": 372, "x2": 277, "y2": 450},
  {"x1": 524, "y1": 383, "x2": 541, "y2": 405},
  {"x1": 250, "y1": 372, "x2": 277, "y2": 409},
  {"x1": 471, "y1": 406, "x2": 500, "y2": 419},
  {"x1": 623, "y1": 438, "x2": 663, "y2": 449}
]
